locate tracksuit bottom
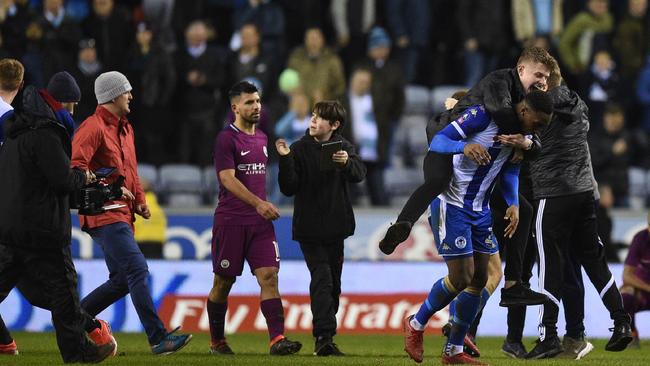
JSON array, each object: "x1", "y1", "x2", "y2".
[{"x1": 534, "y1": 191, "x2": 629, "y2": 340}]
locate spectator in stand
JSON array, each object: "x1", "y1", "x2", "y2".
[
  {"x1": 35, "y1": 0, "x2": 81, "y2": 81},
  {"x1": 590, "y1": 104, "x2": 630, "y2": 206},
  {"x1": 558, "y1": 0, "x2": 614, "y2": 86},
  {"x1": 134, "y1": 179, "x2": 167, "y2": 259},
  {"x1": 620, "y1": 213, "x2": 650, "y2": 348},
  {"x1": 287, "y1": 27, "x2": 345, "y2": 103},
  {"x1": 458, "y1": 0, "x2": 514, "y2": 87},
  {"x1": 613, "y1": 0, "x2": 649, "y2": 87},
  {"x1": 0, "y1": 0, "x2": 31, "y2": 60},
  {"x1": 82, "y1": 0, "x2": 134, "y2": 72},
  {"x1": 175, "y1": 20, "x2": 226, "y2": 166},
  {"x1": 385, "y1": 0, "x2": 431, "y2": 85},
  {"x1": 269, "y1": 91, "x2": 311, "y2": 206},
  {"x1": 355, "y1": 26, "x2": 405, "y2": 168},
  {"x1": 274, "y1": 92, "x2": 311, "y2": 146},
  {"x1": 343, "y1": 67, "x2": 388, "y2": 206},
  {"x1": 614, "y1": 0, "x2": 649, "y2": 115},
  {"x1": 227, "y1": 23, "x2": 276, "y2": 102},
  {"x1": 330, "y1": 0, "x2": 376, "y2": 75},
  {"x1": 637, "y1": 53, "x2": 650, "y2": 134},
  {"x1": 232, "y1": 0, "x2": 286, "y2": 71},
  {"x1": 141, "y1": 0, "x2": 177, "y2": 53},
  {"x1": 127, "y1": 21, "x2": 176, "y2": 166},
  {"x1": 70, "y1": 38, "x2": 103, "y2": 123},
  {"x1": 21, "y1": 20, "x2": 47, "y2": 87},
  {"x1": 511, "y1": 0, "x2": 564, "y2": 51},
  {"x1": 581, "y1": 49, "x2": 620, "y2": 132},
  {"x1": 279, "y1": 0, "x2": 332, "y2": 52}
]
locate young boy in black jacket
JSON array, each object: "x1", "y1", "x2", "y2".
[{"x1": 276, "y1": 100, "x2": 366, "y2": 356}]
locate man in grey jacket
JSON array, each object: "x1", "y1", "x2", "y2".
[{"x1": 526, "y1": 72, "x2": 633, "y2": 359}]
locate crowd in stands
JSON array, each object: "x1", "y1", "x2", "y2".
[{"x1": 1, "y1": 0, "x2": 650, "y2": 208}]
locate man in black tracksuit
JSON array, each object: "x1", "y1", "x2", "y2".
[
  {"x1": 276, "y1": 100, "x2": 366, "y2": 356},
  {"x1": 527, "y1": 82, "x2": 633, "y2": 358},
  {"x1": 0, "y1": 77, "x2": 115, "y2": 362}
]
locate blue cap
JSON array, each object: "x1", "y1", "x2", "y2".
[{"x1": 368, "y1": 26, "x2": 391, "y2": 51}]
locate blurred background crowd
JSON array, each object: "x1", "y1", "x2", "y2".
[{"x1": 2, "y1": 0, "x2": 650, "y2": 215}]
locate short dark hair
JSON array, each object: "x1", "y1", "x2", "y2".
[
  {"x1": 313, "y1": 100, "x2": 346, "y2": 132},
  {"x1": 525, "y1": 90, "x2": 554, "y2": 115},
  {"x1": 228, "y1": 81, "x2": 259, "y2": 102}
]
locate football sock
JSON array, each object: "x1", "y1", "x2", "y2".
[
  {"x1": 261, "y1": 298, "x2": 285, "y2": 341},
  {"x1": 207, "y1": 300, "x2": 227, "y2": 342},
  {"x1": 447, "y1": 287, "x2": 481, "y2": 354},
  {"x1": 413, "y1": 276, "x2": 459, "y2": 329}
]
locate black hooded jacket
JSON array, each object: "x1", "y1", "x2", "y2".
[
  {"x1": 530, "y1": 85, "x2": 595, "y2": 199},
  {"x1": 0, "y1": 86, "x2": 86, "y2": 248},
  {"x1": 278, "y1": 132, "x2": 366, "y2": 243},
  {"x1": 447, "y1": 68, "x2": 526, "y2": 134}
]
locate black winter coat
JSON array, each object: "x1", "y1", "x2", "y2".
[
  {"x1": 530, "y1": 85, "x2": 595, "y2": 199},
  {"x1": 278, "y1": 132, "x2": 366, "y2": 243},
  {"x1": 0, "y1": 87, "x2": 86, "y2": 248},
  {"x1": 447, "y1": 68, "x2": 526, "y2": 134}
]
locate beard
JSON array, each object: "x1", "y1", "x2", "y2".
[{"x1": 242, "y1": 113, "x2": 260, "y2": 124}]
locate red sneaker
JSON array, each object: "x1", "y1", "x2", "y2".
[
  {"x1": 442, "y1": 352, "x2": 488, "y2": 365},
  {"x1": 88, "y1": 319, "x2": 117, "y2": 356},
  {"x1": 403, "y1": 315, "x2": 424, "y2": 363},
  {"x1": 0, "y1": 340, "x2": 18, "y2": 355},
  {"x1": 464, "y1": 334, "x2": 481, "y2": 357}
]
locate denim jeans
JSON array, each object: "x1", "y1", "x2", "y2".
[{"x1": 80, "y1": 222, "x2": 166, "y2": 345}]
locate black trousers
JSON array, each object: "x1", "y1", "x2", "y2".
[
  {"x1": 491, "y1": 190, "x2": 534, "y2": 283},
  {"x1": 0, "y1": 244, "x2": 97, "y2": 363},
  {"x1": 299, "y1": 240, "x2": 344, "y2": 339},
  {"x1": 397, "y1": 151, "x2": 453, "y2": 224},
  {"x1": 504, "y1": 232, "x2": 587, "y2": 341},
  {"x1": 534, "y1": 191, "x2": 628, "y2": 340}
]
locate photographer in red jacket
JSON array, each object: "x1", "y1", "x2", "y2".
[{"x1": 71, "y1": 71, "x2": 191, "y2": 355}]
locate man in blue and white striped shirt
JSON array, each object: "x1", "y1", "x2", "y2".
[{"x1": 402, "y1": 90, "x2": 553, "y2": 365}]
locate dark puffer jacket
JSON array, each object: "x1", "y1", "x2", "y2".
[
  {"x1": 447, "y1": 68, "x2": 526, "y2": 134},
  {"x1": 0, "y1": 86, "x2": 86, "y2": 248},
  {"x1": 530, "y1": 85, "x2": 595, "y2": 199}
]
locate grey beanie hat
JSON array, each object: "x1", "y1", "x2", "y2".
[{"x1": 94, "y1": 71, "x2": 132, "y2": 104}]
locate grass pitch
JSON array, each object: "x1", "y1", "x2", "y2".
[{"x1": 3, "y1": 332, "x2": 650, "y2": 365}]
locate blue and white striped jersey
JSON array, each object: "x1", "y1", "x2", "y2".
[
  {"x1": 436, "y1": 105, "x2": 517, "y2": 211},
  {"x1": 0, "y1": 98, "x2": 14, "y2": 145}
]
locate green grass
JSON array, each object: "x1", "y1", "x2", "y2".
[{"x1": 3, "y1": 332, "x2": 650, "y2": 365}]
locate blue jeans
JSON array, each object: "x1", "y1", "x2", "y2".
[{"x1": 80, "y1": 222, "x2": 166, "y2": 345}]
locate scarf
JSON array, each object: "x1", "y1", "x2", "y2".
[{"x1": 38, "y1": 90, "x2": 76, "y2": 139}]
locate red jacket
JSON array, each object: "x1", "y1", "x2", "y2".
[{"x1": 71, "y1": 105, "x2": 145, "y2": 230}]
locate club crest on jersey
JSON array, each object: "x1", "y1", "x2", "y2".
[
  {"x1": 470, "y1": 108, "x2": 478, "y2": 116},
  {"x1": 220, "y1": 259, "x2": 230, "y2": 268},
  {"x1": 455, "y1": 236, "x2": 467, "y2": 249}
]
